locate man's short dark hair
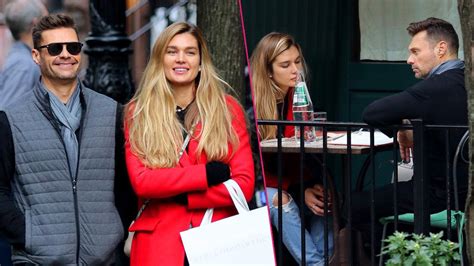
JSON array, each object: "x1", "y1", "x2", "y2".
[
  {"x1": 33, "y1": 14, "x2": 79, "y2": 48},
  {"x1": 407, "y1": 17, "x2": 459, "y2": 55}
]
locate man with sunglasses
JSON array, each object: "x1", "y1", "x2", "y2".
[
  {"x1": 0, "y1": 0, "x2": 47, "y2": 110},
  {"x1": 0, "y1": 14, "x2": 126, "y2": 265}
]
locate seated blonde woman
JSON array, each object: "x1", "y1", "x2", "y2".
[{"x1": 251, "y1": 32, "x2": 333, "y2": 266}]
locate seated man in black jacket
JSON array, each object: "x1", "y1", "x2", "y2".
[{"x1": 351, "y1": 17, "x2": 467, "y2": 251}]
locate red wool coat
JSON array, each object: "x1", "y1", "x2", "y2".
[
  {"x1": 125, "y1": 96, "x2": 255, "y2": 266},
  {"x1": 264, "y1": 88, "x2": 299, "y2": 190}
]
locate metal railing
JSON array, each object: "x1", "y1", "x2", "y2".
[{"x1": 257, "y1": 119, "x2": 468, "y2": 265}]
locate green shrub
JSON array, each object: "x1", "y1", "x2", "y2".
[{"x1": 381, "y1": 231, "x2": 460, "y2": 266}]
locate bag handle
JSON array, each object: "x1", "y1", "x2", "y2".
[
  {"x1": 200, "y1": 179, "x2": 249, "y2": 226},
  {"x1": 224, "y1": 179, "x2": 249, "y2": 213},
  {"x1": 133, "y1": 129, "x2": 194, "y2": 220}
]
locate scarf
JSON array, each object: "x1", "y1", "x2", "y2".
[
  {"x1": 427, "y1": 59, "x2": 465, "y2": 79},
  {"x1": 41, "y1": 82, "x2": 82, "y2": 178}
]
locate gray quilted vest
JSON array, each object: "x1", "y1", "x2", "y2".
[{"x1": 5, "y1": 83, "x2": 124, "y2": 265}]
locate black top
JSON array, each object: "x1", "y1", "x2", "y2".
[
  {"x1": 176, "y1": 105, "x2": 187, "y2": 125},
  {"x1": 0, "y1": 111, "x2": 23, "y2": 247},
  {"x1": 363, "y1": 68, "x2": 468, "y2": 196}
]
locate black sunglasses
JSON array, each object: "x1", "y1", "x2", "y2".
[{"x1": 37, "y1": 42, "x2": 83, "y2": 56}]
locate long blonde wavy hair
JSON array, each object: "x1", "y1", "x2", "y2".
[
  {"x1": 250, "y1": 32, "x2": 307, "y2": 140},
  {"x1": 126, "y1": 22, "x2": 238, "y2": 168}
]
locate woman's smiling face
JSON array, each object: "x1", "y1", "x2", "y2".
[{"x1": 163, "y1": 32, "x2": 201, "y2": 90}]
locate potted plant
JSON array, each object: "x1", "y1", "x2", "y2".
[{"x1": 381, "y1": 231, "x2": 460, "y2": 265}]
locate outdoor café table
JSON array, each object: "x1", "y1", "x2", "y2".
[
  {"x1": 259, "y1": 132, "x2": 393, "y2": 188},
  {"x1": 259, "y1": 136, "x2": 391, "y2": 154},
  {"x1": 259, "y1": 135, "x2": 393, "y2": 264}
]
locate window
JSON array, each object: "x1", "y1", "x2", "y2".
[{"x1": 359, "y1": 0, "x2": 464, "y2": 61}]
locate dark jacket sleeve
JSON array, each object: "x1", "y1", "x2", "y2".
[
  {"x1": 0, "y1": 111, "x2": 25, "y2": 247},
  {"x1": 114, "y1": 104, "x2": 137, "y2": 236},
  {"x1": 362, "y1": 88, "x2": 423, "y2": 137}
]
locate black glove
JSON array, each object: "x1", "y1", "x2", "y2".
[
  {"x1": 172, "y1": 193, "x2": 188, "y2": 205},
  {"x1": 205, "y1": 161, "x2": 230, "y2": 186}
]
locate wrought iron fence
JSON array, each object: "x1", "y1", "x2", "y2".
[{"x1": 257, "y1": 119, "x2": 468, "y2": 265}]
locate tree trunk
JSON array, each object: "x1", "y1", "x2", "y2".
[
  {"x1": 196, "y1": 0, "x2": 246, "y2": 104},
  {"x1": 459, "y1": 0, "x2": 474, "y2": 262}
]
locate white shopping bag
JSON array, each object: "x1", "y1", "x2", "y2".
[{"x1": 180, "y1": 180, "x2": 275, "y2": 265}]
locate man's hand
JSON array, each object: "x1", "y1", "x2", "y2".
[
  {"x1": 397, "y1": 129, "x2": 413, "y2": 162},
  {"x1": 304, "y1": 184, "x2": 332, "y2": 216}
]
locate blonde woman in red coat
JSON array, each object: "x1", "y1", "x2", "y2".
[{"x1": 124, "y1": 22, "x2": 255, "y2": 265}]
